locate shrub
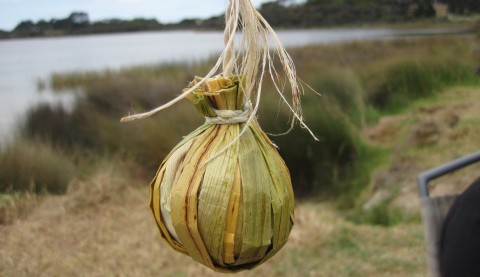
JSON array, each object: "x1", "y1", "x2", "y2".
[
  {"x1": 366, "y1": 56, "x2": 479, "y2": 112},
  {"x1": 0, "y1": 139, "x2": 75, "y2": 194}
]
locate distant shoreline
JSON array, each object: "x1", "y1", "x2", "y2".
[
  {"x1": 2, "y1": 2, "x2": 478, "y2": 41},
  {"x1": 0, "y1": 24, "x2": 475, "y2": 42}
]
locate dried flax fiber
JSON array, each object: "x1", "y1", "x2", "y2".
[{"x1": 121, "y1": 0, "x2": 317, "y2": 272}]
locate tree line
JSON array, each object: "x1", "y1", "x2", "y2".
[
  {"x1": 438, "y1": 0, "x2": 480, "y2": 15},
  {"x1": 1, "y1": 12, "x2": 168, "y2": 39},
  {"x1": 1, "y1": 0, "x2": 478, "y2": 39}
]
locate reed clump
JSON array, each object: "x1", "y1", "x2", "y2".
[
  {"x1": 364, "y1": 55, "x2": 479, "y2": 112},
  {"x1": 0, "y1": 139, "x2": 75, "y2": 194}
]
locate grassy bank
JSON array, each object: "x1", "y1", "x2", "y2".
[
  {"x1": 1, "y1": 34, "x2": 479, "y2": 276},
  {"x1": 2, "y1": 35, "x2": 478, "y2": 203},
  {"x1": 3, "y1": 85, "x2": 480, "y2": 276}
]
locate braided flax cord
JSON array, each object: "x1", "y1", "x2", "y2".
[{"x1": 205, "y1": 101, "x2": 252, "y2": 125}]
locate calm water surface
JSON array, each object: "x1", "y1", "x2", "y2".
[{"x1": 0, "y1": 28, "x2": 467, "y2": 140}]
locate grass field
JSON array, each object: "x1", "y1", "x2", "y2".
[{"x1": 1, "y1": 34, "x2": 479, "y2": 276}]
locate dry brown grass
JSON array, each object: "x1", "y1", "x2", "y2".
[
  {"x1": 4, "y1": 86, "x2": 480, "y2": 276},
  {"x1": 0, "y1": 169, "x2": 426, "y2": 277},
  {"x1": 0, "y1": 193, "x2": 41, "y2": 226},
  {"x1": 3, "y1": 86, "x2": 480, "y2": 276}
]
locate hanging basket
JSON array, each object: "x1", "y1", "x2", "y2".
[
  {"x1": 121, "y1": 0, "x2": 318, "y2": 272},
  {"x1": 149, "y1": 75, "x2": 294, "y2": 272}
]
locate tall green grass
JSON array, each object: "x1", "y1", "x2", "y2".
[
  {"x1": 23, "y1": 67, "x2": 203, "y2": 170},
  {"x1": 365, "y1": 55, "x2": 479, "y2": 112},
  {"x1": 0, "y1": 139, "x2": 75, "y2": 194},
  {"x1": 258, "y1": 75, "x2": 377, "y2": 199}
]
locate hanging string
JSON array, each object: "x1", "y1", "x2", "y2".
[
  {"x1": 223, "y1": 0, "x2": 236, "y2": 77},
  {"x1": 120, "y1": 0, "x2": 319, "y2": 142}
]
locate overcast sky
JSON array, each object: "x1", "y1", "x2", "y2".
[{"x1": 0, "y1": 0, "x2": 275, "y2": 31}]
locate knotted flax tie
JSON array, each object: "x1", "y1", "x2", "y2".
[{"x1": 205, "y1": 101, "x2": 252, "y2": 125}]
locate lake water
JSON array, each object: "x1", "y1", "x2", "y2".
[{"x1": 0, "y1": 28, "x2": 468, "y2": 141}]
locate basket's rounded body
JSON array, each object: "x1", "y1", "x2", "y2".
[{"x1": 149, "y1": 76, "x2": 294, "y2": 272}]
